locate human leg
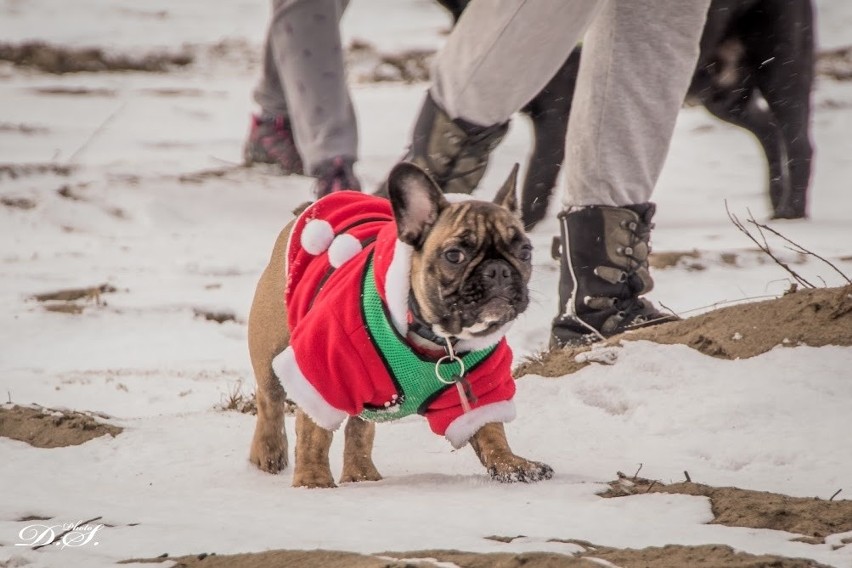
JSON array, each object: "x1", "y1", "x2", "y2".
[
  {"x1": 394, "y1": 0, "x2": 601, "y2": 195},
  {"x1": 244, "y1": 10, "x2": 304, "y2": 175},
  {"x1": 248, "y1": 0, "x2": 359, "y2": 192},
  {"x1": 552, "y1": 0, "x2": 711, "y2": 346}
]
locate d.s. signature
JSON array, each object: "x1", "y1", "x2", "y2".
[{"x1": 16, "y1": 519, "x2": 103, "y2": 549}]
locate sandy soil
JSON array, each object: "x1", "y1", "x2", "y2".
[
  {"x1": 127, "y1": 545, "x2": 833, "y2": 567},
  {"x1": 0, "y1": 405, "x2": 121, "y2": 448},
  {"x1": 515, "y1": 285, "x2": 852, "y2": 379}
]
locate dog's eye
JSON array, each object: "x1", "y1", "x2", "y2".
[
  {"x1": 444, "y1": 249, "x2": 465, "y2": 264},
  {"x1": 518, "y1": 245, "x2": 532, "y2": 262}
]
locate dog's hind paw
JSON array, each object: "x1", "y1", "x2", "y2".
[
  {"x1": 489, "y1": 460, "x2": 554, "y2": 483},
  {"x1": 249, "y1": 439, "x2": 288, "y2": 473}
]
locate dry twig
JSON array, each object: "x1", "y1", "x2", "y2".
[
  {"x1": 632, "y1": 463, "x2": 643, "y2": 481},
  {"x1": 725, "y1": 202, "x2": 815, "y2": 288},
  {"x1": 752, "y1": 220, "x2": 852, "y2": 285}
]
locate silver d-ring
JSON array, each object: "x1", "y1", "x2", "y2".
[{"x1": 434, "y1": 355, "x2": 465, "y2": 384}]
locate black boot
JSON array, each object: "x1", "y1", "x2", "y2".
[
  {"x1": 377, "y1": 92, "x2": 508, "y2": 196},
  {"x1": 551, "y1": 203, "x2": 676, "y2": 347}
]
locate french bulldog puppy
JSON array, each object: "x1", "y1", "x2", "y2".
[{"x1": 247, "y1": 161, "x2": 553, "y2": 488}]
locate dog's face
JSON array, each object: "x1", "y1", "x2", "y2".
[{"x1": 387, "y1": 162, "x2": 532, "y2": 340}]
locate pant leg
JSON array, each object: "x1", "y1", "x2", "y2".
[
  {"x1": 562, "y1": 0, "x2": 711, "y2": 207},
  {"x1": 254, "y1": 0, "x2": 357, "y2": 175},
  {"x1": 430, "y1": 0, "x2": 602, "y2": 126},
  {"x1": 252, "y1": 16, "x2": 289, "y2": 116}
]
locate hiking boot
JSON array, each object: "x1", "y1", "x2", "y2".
[
  {"x1": 314, "y1": 156, "x2": 361, "y2": 198},
  {"x1": 551, "y1": 203, "x2": 677, "y2": 347},
  {"x1": 243, "y1": 114, "x2": 304, "y2": 175},
  {"x1": 377, "y1": 93, "x2": 508, "y2": 196}
]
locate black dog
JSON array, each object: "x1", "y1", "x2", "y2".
[{"x1": 437, "y1": 0, "x2": 815, "y2": 226}]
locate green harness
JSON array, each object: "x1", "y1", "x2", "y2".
[{"x1": 358, "y1": 256, "x2": 495, "y2": 422}]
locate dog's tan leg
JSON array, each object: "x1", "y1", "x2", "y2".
[
  {"x1": 469, "y1": 423, "x2": 553, "y2": 483},
  {"x1": 248, "y1": 226, "x2": 293, "y2": 473},
  {"x1": 340, "y1": 417, "x2": 382, "y2": 484},
  {"x1": 293, "y1": 409, "x2": 336, "y2": 488},
  {"x1": 249, "y1": 366, "x2": 289, "y2": 473}
]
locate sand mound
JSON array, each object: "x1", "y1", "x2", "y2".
[
  {"x1": 131, "y1": 545, "x2": 831, "y2": 567},
  {"x1": 516, "y1": 285, "x2": 852, "y2": 378},
  {"x1": 0, "y1": 405, "x2": 121, "y2": 448}
]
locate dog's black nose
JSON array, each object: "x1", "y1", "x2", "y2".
[{"x1": 482, "y1": 260, "x2": 513, "y2": 289}]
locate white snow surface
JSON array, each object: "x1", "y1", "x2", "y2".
[{"x1": 1, "y1": 1, "x2": 851, "y2": 566}]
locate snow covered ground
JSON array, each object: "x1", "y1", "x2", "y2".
[{"x1": 1, "y1": 1, "x2": 851, "y2": 566}]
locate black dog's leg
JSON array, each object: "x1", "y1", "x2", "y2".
[
  {"x1": 703, "y1": 89, "x2": 787, "y2": 211},
  {"x1": 750, "y1": 0, "x2": 815, "y2": 219},
  {"x1": 519, "y1": 49, "x2": 580, "y2": 229}
]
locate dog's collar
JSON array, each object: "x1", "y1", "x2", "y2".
[{"x1": 407, "y1": 293, "x2": 458, "y2": 350}]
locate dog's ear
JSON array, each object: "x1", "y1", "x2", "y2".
[
  {"x1": 493, "y1": 163, "x2": 519, "y2": 214},
  {"x1": 387, "y1": 161, "x2": 449, "y2": 248}
]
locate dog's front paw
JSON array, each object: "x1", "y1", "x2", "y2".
[
  {"x1": 488, "y1": 458, "x2": 554, "y2": 483},
  {"x1": 293, "y1": 466, "x2": 337, "y2": 489},
  {"x1": 340, "y1": 462, "x2": 383, "y2": 484}
]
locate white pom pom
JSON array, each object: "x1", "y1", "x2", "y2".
[
  {"x1": 300, "y1": 219, "x2": 334, "y2": 255},
  {"x1": 327, "y1": 233, "x2": 363, "y2": 268}
]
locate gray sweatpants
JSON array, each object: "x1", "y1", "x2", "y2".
[
  {"x1": 252, "y1": 0, "x2": 357, "y2": 175},
  {"x1": 431, "y1": 0, "x2": 711, "y2": 207}
]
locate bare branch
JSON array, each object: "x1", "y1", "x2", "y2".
[
  {"x1": 632, "y1": 463, "x2": 643, "y2": 482},
  {"x1": 725, "y1": 201, "x2": 815, "y2": 289},
  {"x1": 757, "y1": 225, "x2": 852, "y2": 285}
]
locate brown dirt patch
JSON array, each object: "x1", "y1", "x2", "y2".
[
  {"x1": 32, "y1": 283, "x2": 117, "y2": 303},
  {"x1": 346, "y1": 39, "x2": 433, "y2": 84},
  {"x1": 572, "y1": 545, "x2": 830, "y2": 567},
  {"x1": 601, "y1": 474, "x2": 852, "y2": 542},
  {"x1": 30, "y1": 283, "x2": 118, "y2": 315},
  {"x1": 129, "y1": 546, "x2": 831, "y2": 567},
  {"x1": 818, "y1": 46, "x2": 852, "y2": 81},
  {"x1": 192, "y1": 307, "x2": 240, "y2": 324},
  {"x1": 0, "y1": 405, "x2": 121, "y2": 448},
  {"x1": 0, "y1": 41, "x2": 192, "y2": 74},
  {"x1": 649, "y1": 249, "x2": 703, "y2": 270},
  {"x1": 0, "y1": 163, "x2": 74, "y2": 180},
  {"x1": 1, "y1": 196, "x2": 37, "y2": 210},
  {"x1": 30, "y1": 86, "x2": 117, "y2": 97},
  {"x1": 516, "y1": 285, "x2": 852, "y2": 378},
  {"x1": 0, "y1": 122, "x2": 49, "y2": 135}
]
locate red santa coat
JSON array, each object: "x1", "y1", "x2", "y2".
[{"x1": 271, "y1": 192, "x2": 517, "y2": 448}]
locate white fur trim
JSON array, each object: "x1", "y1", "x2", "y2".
[
  {"x1": 444, "y1": 400, "x2": 516, "y2": 449},
  {"x1": 327, "y1": 233, "x2": 362, "y2": 268},
  {"x1": 300, "y1": 219, "x2": 334, "y2": 256},
  {"x1": 384, "y1": 239, "x2": 413, "y2": 336},
  {"x1": 456, "y1": 322, "x2": 514, "y2": 352},
  {"x1": 272, "y1": 347, "x2": 347, "y2": 431}
]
